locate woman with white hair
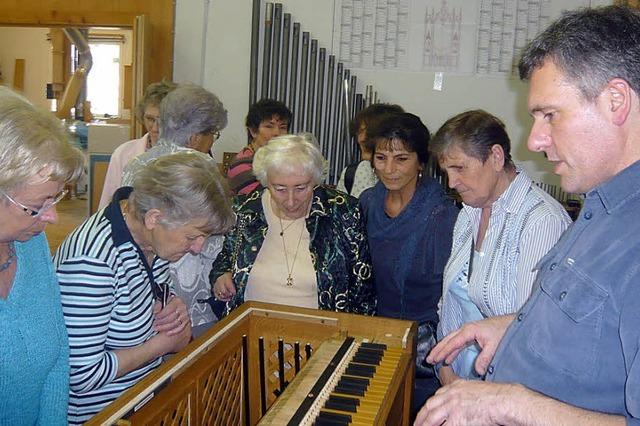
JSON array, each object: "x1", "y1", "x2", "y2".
[
  {"x1": 122, "y1": 83, "x2": 229, "y2": 335},
  {"x1": 122, "y1": 83, "x2": 228, "y2": 184},
  {"x1": 211, "y1": 133, "x2": 376, "y2": 316},
  {"x1": 54, "y1": 152, "x2": 235, "y2": 424},
  {"x1": 0, "y1": 88, "x2": 84, "y2": 425}
]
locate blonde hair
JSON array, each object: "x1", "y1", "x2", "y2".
[{"x1": 0, "y1": 87, "x2": 84, "y2": 192}]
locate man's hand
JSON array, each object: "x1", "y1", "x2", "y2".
[
  {"x1": 414, "y1": 380, "x2": 515, "y2": 426},
  {"x1": 428, "y1": 314, "x2": 513, "y2": 376}
]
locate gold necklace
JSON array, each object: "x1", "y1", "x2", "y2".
[
  {"x1": 278, "y1": 215, "x2": 305, "y2": 287},
  {"x1": 279, "y1": 218, "x2": 297, "y2": 236}
]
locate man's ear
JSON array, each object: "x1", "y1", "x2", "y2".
[
  {"x1": 248, "y1": 127, "x2": 259, "y2": 140},
  {"x1": 489, "y1": 144, "x2": 506, "y2": 171},
  {"x1": 606, "y1": 78, "x2": 632, "y2": 126},
  {"x1": 144, "y1": 209, "x2": 162, "y2": 230}
]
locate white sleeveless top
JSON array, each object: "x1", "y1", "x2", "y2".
[{"x1": 244, "y1": 191, "x2": 318, "y2": 309}]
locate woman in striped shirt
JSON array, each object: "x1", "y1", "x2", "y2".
[
  {"x1": 54, "y1": 152, "x2": 235, "y2": 424},
  {"x1": 431, "y1": 110, "x2": 571, "y2": 384}
]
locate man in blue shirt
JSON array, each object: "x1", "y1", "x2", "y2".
[{"x1": 416, "y1": 6, "x2": 640, "y2": 426}]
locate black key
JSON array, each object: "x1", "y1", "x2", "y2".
[
  {"x1": 361, "y1": 342, "x2": 387, "y2": 350},
  {"x1": 325, "y1": 398, "x2": 358, "y2": 413},
  {"x1": 314, "y1": 418, "x2": 349, "y2": 426},
  {"x1": 317, "y1": 410, "x2": 352, "y2": 423},
  {"x1": 335, "y1": 381, "x2": 366, "y2": 393},
  {"x1": 339, "y1": 376, "x2": 369, "y2": 387},
  {"x1": 345, "y1": 364, "x2": 376, "y2": 378},
  {"x1": 334, "y1": 384, "x2": 365, "y2": 397},
  {"x1": 352, "y1": 354, "x2": 381, "y2": 365},
  {"x1": 329, "y1": 395, "x2": 360, "y2": 406}
]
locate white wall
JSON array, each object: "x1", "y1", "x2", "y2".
[
  {"x1": 0, "y1": 27, "x2": 52, "y2": 109},
  {"x1": 174, "y1": 0, "x2": 611, "y2": 184}
]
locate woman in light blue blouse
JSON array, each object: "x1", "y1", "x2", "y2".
[
  {"x1": 0, "y1": 88, "x2": 84, "y2": 425},
  {"x1": 431, "y1": 110, "x2": 571, "y2": 384}
]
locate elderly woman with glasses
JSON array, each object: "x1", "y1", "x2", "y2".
[
  {"x1": 0, "y1": 88, "x2": 84, "y2": 425},
  {"x1": 54, "y1": 152, "x2": 234, "y2": 424},
  {"x1": 211, "y1": 133, "x2": 376, "y2": 316},
  {"x1": 99, "y1": 80, "x2": 177, "y2": 209},
  {"x1": 121, "y1": 83, "x2": 229, "y2": 336}
]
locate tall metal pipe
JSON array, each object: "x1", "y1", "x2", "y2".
[
  {"x1": 316, "y1": 48, "x2": 326, "y2": 153},
  {"x1": 279, "y1": 13, "x2": 291, "y2": 103},
  {"x1": 261, "y1": 3, "x2": 274, "y2": 100},
  {"x1": 270, "y1": 3, "x2": 283, "y2": 99},
  {"x1": 249, "y1": 0, "x2": 261, "y2": 105},
  {"x1": 298, "y1": 31, "x2": 310, "y2": 131},
  {"x1": 306, "y1": 39, "x2": 318, "y2": 133},
  {"x1": 289, "y1": 22, "x2": 300, "y2": 127}
]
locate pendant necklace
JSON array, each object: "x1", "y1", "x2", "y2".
[{"x1": 279, "y1": 215, "x2": 305, "y2": 287}]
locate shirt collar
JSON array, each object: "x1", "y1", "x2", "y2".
[
  {"x1": 588, "y1": 159, "x2": 640, "y2": 214},
  {"x1": 104, "y1": 186, "x2": 135, "y2": 246}
]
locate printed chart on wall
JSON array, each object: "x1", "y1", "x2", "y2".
[{"x1": 333, "y1": 0, "x2": 593, "y2": 76}]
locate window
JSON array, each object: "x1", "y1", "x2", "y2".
[{"x1": 86, "y1": 42, "x2": 120, "y2": 117}]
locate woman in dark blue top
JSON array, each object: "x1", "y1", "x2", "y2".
[{"x1": 359, "y1": 112, "x2": 458, "y2": 413}]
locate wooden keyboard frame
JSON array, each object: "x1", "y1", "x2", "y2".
[{"x1": 87, "y1": 301, "x2": 416, "y2": 426}]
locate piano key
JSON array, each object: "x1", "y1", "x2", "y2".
[{"x1": 316, "y1": 410, "x2": 352, "y2": 423}]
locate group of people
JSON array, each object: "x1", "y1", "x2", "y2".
[{"x1": 2, "y1": 4, "x2": 640, "y2": 426}]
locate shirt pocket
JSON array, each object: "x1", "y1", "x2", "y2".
[{"x1": 528, "y1": 262, "x2": 608, "y2": 377}]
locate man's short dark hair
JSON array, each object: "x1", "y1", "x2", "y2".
[
  {"x1": 349, "y1": 103, "x2": 405, "y2": 139},
  {"x1": 365, "y1": 112, "x2": 431, "y2": 166},
  {"x1": 245, "y1": 99, "x2": 292, "y2": 138},
  {"x1": 519, "y1": 5, "x2": 640, "y2": 101}
]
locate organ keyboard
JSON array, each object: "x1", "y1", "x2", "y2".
[
  {"x1": 88, "y1": 302, "x2": 416, "y2": 426},
  {"x1": 259, "y1": 337, "x2": 403, "y2": 425}
]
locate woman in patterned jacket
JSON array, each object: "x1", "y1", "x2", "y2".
[{"x1": 211, "y1": 133, "x2": 376, "y2": 316}]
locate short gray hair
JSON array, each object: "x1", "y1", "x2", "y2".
[
  {"x1": 0, "y1": 87, "x2": 84, "y2": 193},
  {"x1": 128, "y1": 151, "x2": 235, "y2": 235},
  {"x1": 253, "y1": 133, "x2": 327, "y2": 186},
  {"x1": 158, "y1": 84, "x2": 228, "y2": 147},
  {"x1": 134, "y1": 80, "x2": 177, "y2": 121}
]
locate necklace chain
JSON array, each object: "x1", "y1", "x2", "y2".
[
  {"x1": 0, "y1": 243, "x2": 16, "y2": 272},
  {"x1": 279, "y1": 218, "x2": 297, "y2": 236},
  {"x1": 278, "y1": 216, "x2": 305, "y2": 287}
]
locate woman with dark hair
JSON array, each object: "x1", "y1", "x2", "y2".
[
  {"x1": 359, "y1": 112, "x2": 459, "y2": 410},
  {"x1": 431, "y1": 110, "x2": 570, "y2": 384},
  {"x1": 227, "y1": 98, "x2": 292, "y2": 195}
]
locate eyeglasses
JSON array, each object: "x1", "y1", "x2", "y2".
[
  {"x1": 209, "y1": 129, "x2": 221, "y2": 141},
  {"x1": 143, "y1": 115, "x2": 160, "y2": 127},
  {"x1": 1, "y1": 188, "x2": 68, "y2": 217}
]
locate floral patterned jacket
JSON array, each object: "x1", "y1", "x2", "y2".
[{"x1": 209, "y1": 186, "x2": 376, "y2": 316}]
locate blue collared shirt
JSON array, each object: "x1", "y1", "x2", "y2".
[{"x1": 486, "y1": 160, "x2": 640, "y2": 423}]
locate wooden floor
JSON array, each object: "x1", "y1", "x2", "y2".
[{"x1": 45, "y1": 196, "x2": 89, "y2": 254}]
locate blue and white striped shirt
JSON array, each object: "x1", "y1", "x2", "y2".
[
  {"x1": 54, "y1": 188, "x2": 170, "y2": 424},
  {"x1": 437, "y1": 169, "x2": 571, "y2": 377}
]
